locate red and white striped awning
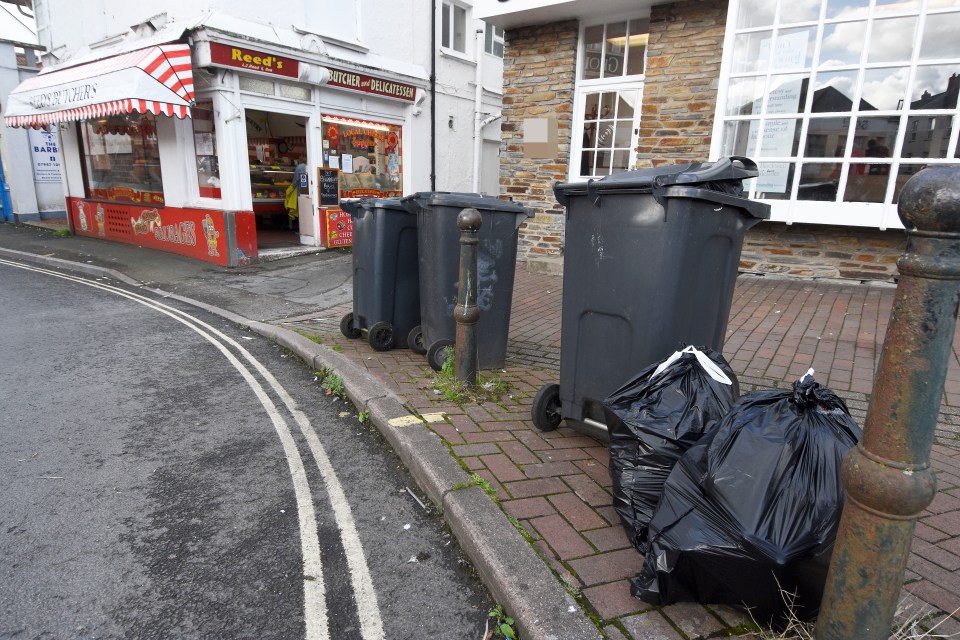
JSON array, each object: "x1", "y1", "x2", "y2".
[{"x1": 4, "y1": 44, "x2": 195, "y2": 128}]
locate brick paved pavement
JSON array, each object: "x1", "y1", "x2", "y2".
[{"x1": 288, "y1": 267, "x2": 960, "y2": 639}]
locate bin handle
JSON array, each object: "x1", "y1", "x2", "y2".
[
  {"x1": 553, "y1": 181, "x2": 569, "y2": 208},
  {"x1": 587, "y1": 178, "x2": 601, "y2": 207}
]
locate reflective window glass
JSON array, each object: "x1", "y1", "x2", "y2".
[
  {"x1": 920, "y1": 12, "x2": 960, "y2": 60},
  {"x1": 820, "y1": 22, "x2": 867, "y2": 66},
  {"x1": 811, "y1": 70, "x2": 859, "y2": 112},
  {"x1": 825, "y1": 0, "x2": 869, "y2": 20},
  {"x1": 867, "y1": 17, "x2": 917, "y2": 63},
  {"x1": 861, "y1": 67, "x2": 909, "y2": 110}
]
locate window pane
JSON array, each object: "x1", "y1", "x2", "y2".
[
  {"x1": 721, "y1": 120, "x2": 753, "y2": 155},
  {"x1": 875, "y1": 0, "x2": 918, "y2": 11},
  {"x1": 867, "y1": 16, "x2": 916, "y2": 64},
  {"x1": 820, "y1": 22, "x2": 866, "y2": 66},
  {"x1": 732, "y1": 31, "x2": 772, "y2": 73},
  {"x1": 861, "y1": 67, "x2": 908, "y2": 110},
  {"x1": 781, "y1": 0, "x2": 822, "y2": 24},
  {"x1": 618, "y1": 94, "x2": 636, "y2": 118},
  {"x1": 756, "y1": 162, "x2": 795, "y2": 199},
  {"x1": 755, "y1": 118, "x2": 803, "y2": 156},
  {"x1": 322, "y1": 118, "x2": 404, "y2": 197},
  {"x1": 766, "y1": 74, "x2": 807, "y2": 115},
  {"x1": 485, "y1": 24, "x2": 493, "y2": 52},
  {"x1": 193, "y1": 102, "x2": 221, "y2": 199},
  {"x1": 805, "y1": 116, "x2": 849, "y2": 156},
  {"x1": 844, "y1": 168, "x2": 889, "y2": 202},
  {"x1": 825, "y1": 0, "x2": 869, "y2": 20},
  {"x1": 614, "y1": 121, "x2": 633, "y2": 146},
  {"x1": 726, "y1": 77, "x2": 766, "y2": 115},
  {"x1": 812, "y1": 70, "x2": 859, "y2": 112},
  {"x1": 604, "y1": 21, "x2": 627, "y2": 78},
  {"x1": 80, "y1": 112, "x2": 164, "y2": 204},
  {"x1": 853, "y1": 117, "x2": 897, "y2": 165},
  {"x1": 582, "y1": 25, "x2": 603, "y2": 80},
  {"x1": 920, "y1": 12, "x2": 960, "y2": 60},
  {"x1": 596, "y1": 120, "x2": 615, "y2": 149},
  {"x1": 626, "y1": 18, "x2": 648, "y2": 76},
  {"x1": 580, "y1": 150, "x2": 596, "y2": 177},
  {"x1": 911, "y1": 66, "x2": 960, "y2": 109},
  {"x1": 494, "y1": 42, "x2": 503, "y2": 57},
  {"x1": 442, "y1": 5, "x2": 451, "y2": 49},
  {"x1": 797, "y1": 163, "x2": 840, "y2": 200},
  {"x1": 612, "y1": 150, "x2": 630, "y2": 172},
  {"x1": 453, "y1": 6, "x2": 466, "y2": 52},
  {"x1": 737, "y1": 0, "x2": 776, "y2": 28},
  {"x1": 773, "y1": 28, "x2": 815, "y2": 70},
  {"x1": 904, "y1": 115, "x2": 952, "y2": 158}
]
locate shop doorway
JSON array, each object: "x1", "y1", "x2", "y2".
[{"x1": 245, "y1": 109, "x2": 310, "y2": 250}]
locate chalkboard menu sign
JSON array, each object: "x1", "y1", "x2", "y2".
[{"x1": 318, "y1": 168, "x2": 340, "y2": 206}]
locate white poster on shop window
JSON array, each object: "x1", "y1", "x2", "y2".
[
  {"x1": 748, "y1": 30, "x2": 809, "y2": 193},
  {"x1": 28, "y1": 128, "x2": 62, "y2": 183}
]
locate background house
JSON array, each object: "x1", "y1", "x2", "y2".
[{"x1": 0, "y1": 1, "x2": 65, "y2": 222}]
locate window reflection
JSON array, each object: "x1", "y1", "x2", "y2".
[
  {"x1": 867, "y1": 17, "x2": 917, "y2": 64},
  {"x1": 797, "y1": 163, "x2": 841, "y2": 201},
  {"x1": 921, "y1": 12, "x2": 960, "y2": 60},
  {"x1": 861, "y1": 68, "x2": 908, "y2": 111},
  {"x1": 820, "y1": 22, "x2": 867, "y2": 67},
  {"x1": 755, "y1": 162, "x2": 795, "y2": 199},
  {"x1": 780, "y1": 0, "x2": 822, "y2": 24},
  {"x1": 911, "y1": 68, "x2": 960, "y2": 109},
  {"x1": 737, "y1": 0, "x2": 775, "y2": 29},
  {"x1": 825, "y1": 0, "x2": 869, "y2": 20},
  {"x1": 844, "y1": 168, "x2": 889, "y2": 202},
  {"x1": 904, "y1": 115, "x2": 952, "y2": 159},
  {"x1": 812, "y1": 70, "x2": 858, "y2": 112}
]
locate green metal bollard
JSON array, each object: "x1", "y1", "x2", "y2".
[
  {"x1": 816, "y1": 165, "x2": 960, "y2": 639},
  {"x1": 454, "y1": 208, "x2": 481, "y2": 387}
]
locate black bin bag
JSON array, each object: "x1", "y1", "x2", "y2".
[
  {"x1": 603, "y1": 346, "x2": 739, "y2": 554},
  {"x1": 632, "y1": 372, "x2": 862, "y2": 628}
]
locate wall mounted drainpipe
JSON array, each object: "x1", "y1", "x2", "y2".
[
  {"x1": 430, "y1": 0, "x2": 437, "y2": 191},
  {"x1": 471, "y1": 29, "x2": 503, "y2": 194}
]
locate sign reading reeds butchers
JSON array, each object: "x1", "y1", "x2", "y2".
[
  {"x1": 28, "y1": 83, "x2": 97, "y2": 109},
  {"x1": 327, "y1": 68, "x2": 416, "y2": 102}
]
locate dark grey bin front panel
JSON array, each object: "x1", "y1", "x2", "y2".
[
  {"x1": 346, "y1": 198, "x2": 420, "y2": 348},
  {"x1": 401, "y1": 192, "x2": 531, "y2": 370},
  {"x1": 558, "y1": 189, "x2": 764, "y2": 424}
]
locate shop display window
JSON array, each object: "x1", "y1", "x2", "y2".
[
  {"x1": 715, "y1": 0, "x2": 960, "y2": 226},
  {"x1": 79, "y1": 112, "x2": 164, "y2": 205},
  {"x1": 322, "y1": 117, "x2": 403, "y2": 198},
  {"x1": 192, "y1": 102, "x2": 221, "y2": 199}
]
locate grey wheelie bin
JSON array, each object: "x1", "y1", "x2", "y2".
[
  {"x1": 531, "y1": 156, "x2": 770, "y2": 441},
  {"x1": 339, "y1": 198, "x2": 421, "y2": 352},
  {"x1": 400, "y1": 192, "x2": 533, "y2": 371}
]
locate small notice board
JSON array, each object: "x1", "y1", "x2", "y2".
[{"x1": 318, "y1": 168, "x2": 340, "y2": 206}]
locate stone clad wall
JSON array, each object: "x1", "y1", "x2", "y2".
[
  {"x1": 500, "y1": 21, "x2": 578, "y2": 259},
  {"x1": 636, "y1": 0, "x2": 728, "y2": 167}
]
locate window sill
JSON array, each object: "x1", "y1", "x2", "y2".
[{"x1": 439, "y1": 47, "x2": 476, "y2": 66}]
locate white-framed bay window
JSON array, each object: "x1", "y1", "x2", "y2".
[
  {"x1": 571, "y1": 16, "x2": 649, "y2": 179},
  {"x1": 712, "y1": 0, "x2": 960, "y2": 228}
]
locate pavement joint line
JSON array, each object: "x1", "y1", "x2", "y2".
[{"x1": 0, "y1": 246, "x2": 602, "y2": 640}]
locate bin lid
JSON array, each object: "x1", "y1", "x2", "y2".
[
  {"x1": 341, "y1": 197, "x2": 406, "y2": 217},
  {"x1": 554, "y1": 156, "x2": 760, "y2": 197},
  {"x1": 400, "y1": 191, "x2": 531, "y2": 216},
  {"x1": 554, "y1": 156, "x2": 764, "y2": 209}
]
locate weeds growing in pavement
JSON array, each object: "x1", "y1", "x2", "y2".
[
  {"x1": 52, "y1": 228, "x2": 71, "y2": 237},
  {"x1": 749, "y1": 585, "x2": 958, "y2": 639},
  {"x1": 431, "y1": 347, "x2": 512, "y2": 406},
  {"x1": 486, "y1": 604, "x2": 517, "y2": 639},
  {"x1": 358, "y1": 410, "x2": 370, "y2": 425},
  {"x1": 314, "y1": 368, "x2": 346, "y2": 399},
  {"x1": 296, "y1": 330, "x2": 324, "y2": 345}
]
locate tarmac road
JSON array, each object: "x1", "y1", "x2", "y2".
[{"x1": 0, "y1": 257, "x2": 495, "y2": 639}]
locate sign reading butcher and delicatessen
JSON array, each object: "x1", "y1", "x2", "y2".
[{"x1": 327, "y1": 68, "x2": 416, "y2": 102}]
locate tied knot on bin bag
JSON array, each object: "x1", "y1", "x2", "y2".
[
  {"x1": 632, "y1": 369, "x2": 862, "y2": 629},
  {"x1": 604, "y1": 346, "x2": 740, "y2": 555}
]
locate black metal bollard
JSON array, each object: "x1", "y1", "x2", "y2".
[
  {"x1": 455, "y1": 208, "x2": 481, "y2": 386},
  {"x1": 816, "y1": 166, "x2": 960, "y2": 639}
]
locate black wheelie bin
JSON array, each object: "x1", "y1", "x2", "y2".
[
  {"x1": 339, "y1": 198, "x2": 421, "y2": 351},
  {"x1": 400, "y1": 192, "x2": 532, "y2": 371},
  {"x1": 532, "y1": 156, "x2": 771, "y2": 441}
]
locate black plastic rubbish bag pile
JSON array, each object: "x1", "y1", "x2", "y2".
[
  {"x1": 632, "y1": 373, "x2": 862, "y2": 627},
  {"x1": 604, "y1": 346, "x2": 739, "y2": 553}
]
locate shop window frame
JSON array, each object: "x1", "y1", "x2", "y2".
[
  {"x1": 711, "y1": 0, "x2": 960, "y2": 229},
  {"x1": 77, "y1": 112, "x2": 166, "y2": 206}
]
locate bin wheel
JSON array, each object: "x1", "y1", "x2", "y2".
[
  {"x1": 426, "y1": 339, "x2": 455, "y2": 372},
  {"x1": 340, "y1": 312, "x2": 361, "y2": 339},
  {"x1": 367, "y1": 321, "x2": 395, "y2": 351},
  {"x1": 532, "y1": 383, "x2": 563, "y2": 431},
  {"x1": 408, "y1": 325, "x2": 426, "y2": 355}
]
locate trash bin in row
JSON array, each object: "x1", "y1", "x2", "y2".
[
  {"x1": 339, "y1": 198, "x2": 421, "y2": 351},
  {"x1": 400, "y1": 192, "x2": 532, "y2": 371},
  {"x1": 531, "y1": 156, "x2": 771, "y2": 440}
]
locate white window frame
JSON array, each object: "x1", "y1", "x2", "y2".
[
  {"x1": 569, "y1": 14, "x2": 649, "y2": 181},
  {"x1": 441, "y1": 1, "x2": 470, "y2": 56},
  {"x1": 711, "y1": 0, "x2": 960, "y2": 230},
  {"x1": 485, "y1": 23, "x2": 504, "y2": 58}
]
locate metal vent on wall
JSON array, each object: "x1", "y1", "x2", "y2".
[{"x1": 105, "y1": 207, "x2": 134, "y2": 237}]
